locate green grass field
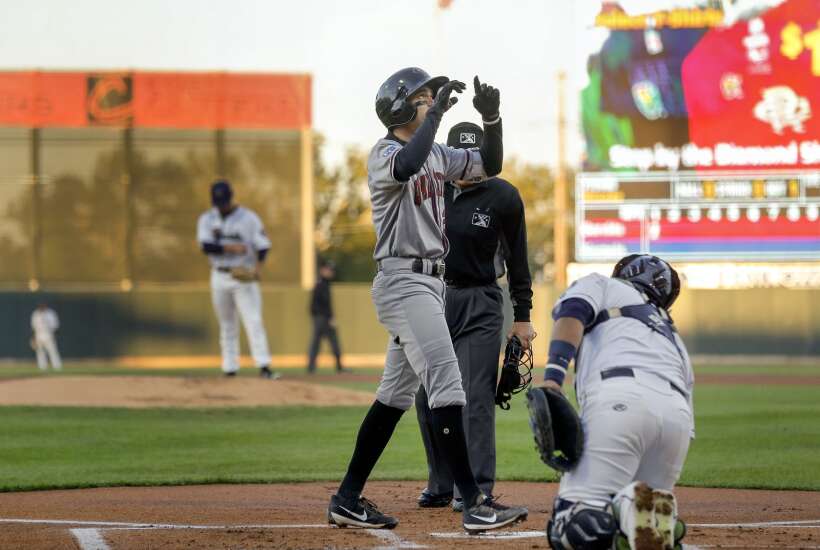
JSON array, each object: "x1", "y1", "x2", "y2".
[{"x1": 0, "y1": 362, "x2": 818, "y2": 492}]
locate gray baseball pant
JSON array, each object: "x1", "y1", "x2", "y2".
[{"x1": 371, "y1": 265, "x2": 466, "y2": 411}]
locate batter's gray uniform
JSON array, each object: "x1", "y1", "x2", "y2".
[{"x1": 369, "y1": 138, "x2": 488, "y2": 411}]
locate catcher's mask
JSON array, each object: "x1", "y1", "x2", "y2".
[
  {"x1": 495, "y1": 335, "x2": 533, "y2": 410},
  {"x1": 375, "y1": 67, "x2": 449, "y2": 129},
  {"x1": 612, "y1": 254, "x2": 680, "y2": 310}
]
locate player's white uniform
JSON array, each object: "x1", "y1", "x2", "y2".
[
  {"x1": 31, "y1": 307, "x2": 62, "y2": 370},
  {"x1": 197, "y1": 206, "x2": 272, "y2": 374},
  {"x1": 555, "y1": 273, "x2": 694, "y2": 506}
]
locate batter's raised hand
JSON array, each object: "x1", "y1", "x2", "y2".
[
  {"x1": 430, "y1": 79, "x2": 466, "y2": 115},
  {"x1": 472, "y1": 76, "x2": 500, "y2": 121}
]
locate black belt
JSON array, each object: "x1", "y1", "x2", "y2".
[
  {"x1": 216, "y1": 267, "x2": 232, "y2": 273},
  {"x1": 601, "y1": 367, "x2": 687, "y2": 399},
  {"x1": 378, "y1": 258, "x2": 445, "y2": 278}
]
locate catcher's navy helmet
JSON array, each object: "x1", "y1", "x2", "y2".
[
  {"x1": 612, "y1": 254, "x2": 680, "y2": 309},
  {"x1": 375, "y1": 67, "x2": 448, "y2": 129}
]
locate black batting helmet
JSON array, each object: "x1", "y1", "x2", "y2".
[
  {"x1": 375, "y1": 67, "x2": 449, "y2": 129},
  {"x1": 612, "y1": 254, "x2": 681, "y2": 310}
]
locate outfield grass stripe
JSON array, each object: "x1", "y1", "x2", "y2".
[{"x1": 70, "y1": 528, "x2": 110, "y2": 550}]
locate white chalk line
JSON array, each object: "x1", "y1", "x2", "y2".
[
  {"x1": 368, "y1": 528, "x2": 427, "y2": 549},
  {"x1": 70, "y1": 529, "x2": 111, "y2": 550},
  {"x1": 6, "y1": 517, "x2": 820, "y2": 550}
]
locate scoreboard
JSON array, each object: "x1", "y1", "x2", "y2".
[
  {"x1": 578, "y1": 0, "x2": 820, "y2": 262},
  {"x1": 576, "y1": 171, "x2": 820, "y2": 260}
]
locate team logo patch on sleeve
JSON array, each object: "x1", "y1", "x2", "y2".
[
  {"x1": 472, "y1": 212, "x2": 491, "y2": 228},
  {"x1": 382, "y1": 145, "x2": 398, "y2": 157}
]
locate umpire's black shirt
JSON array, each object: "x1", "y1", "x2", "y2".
[{"x1": 444, "y1": 177, "x2": 532, "y2": 322}]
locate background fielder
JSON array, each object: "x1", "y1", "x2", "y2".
[
  {"x1": 197, "y1": 180, "x2": 279, "y2": 379},
  {"x1": 541, "y1": 254, "x2": 694, "y2": 550},
  {"x1": 30, "y1": 302, "x2": 62, "y2": 371}
]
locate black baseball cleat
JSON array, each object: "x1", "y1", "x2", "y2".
[
  {"x1": 224, "y1": 371, "x2": 237, "y2": 377},
  {"x1": 417, "y1": 489, "x2": 453, "y2": 508},
  {"x1": 462, "y1": 494, "x2": 528, "y2": 534},
  {"x1": 259, "y1": 366, "x2": 281, "y2": 380},
  {"x1": 327, "y1": 494, "x2": 398, "y2": 529}
]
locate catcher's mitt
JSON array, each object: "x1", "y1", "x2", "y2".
[
  {"x1": 526, "y1": 386, "x2": 584, "y2": 472},
  {"x1": 495, "y1": 335, "x2": 533, "y2": 410},
  {"x1": 230, "y1": 267, "x2": 258, "y2": 282}
]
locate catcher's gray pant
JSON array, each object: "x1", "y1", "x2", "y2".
[
  {"x1": 211, "y1": 269, "x2": 272, "y2": 373},
  {"x1": 416, "y1": 284, "x2": 504, "y2": 498},
  {"x1": 371, "y1": 266, "x2": 465, "y2": 411}
]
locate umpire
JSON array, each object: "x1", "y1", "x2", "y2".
[{"x1": 415, "y1": 121, "x2": 535, "y2": 510}]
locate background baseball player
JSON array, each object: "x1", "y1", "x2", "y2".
[
  {"x1": 540, "y1": 254, "x2": 693, "y2": 550},
  {"x1": 197, "y1": 180, "x2": 279, "y2": 379},
  {"x1": 327, "y1": 67, "x2": 527, "y2": 533},
  {"x1": 415, "y1": 121, "x2": 535, "y2": 512},
  {"x1": 30, "y1": 302, "x2": 62, "y2": 371}
]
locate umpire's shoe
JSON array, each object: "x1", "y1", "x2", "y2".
[
  {"x1": 418, "y1": 489, "x2": 453, "y2": 508},
  {"x1": 328, "y1": 494, "x2": 398, "y2": 529},
  {"x1": 462, "y1": 494, "x2": 528, "y2": 534}
]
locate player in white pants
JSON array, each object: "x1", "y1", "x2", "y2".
[
  {"x1": 31, "y1": 303, "x2": 62, "y2": 371},
  {"x1": 541, "y1": 255, "x2": 694, "y2": 550},
  {"x1": 197, "y1": 180, "x2": 278, "y2": 379}
]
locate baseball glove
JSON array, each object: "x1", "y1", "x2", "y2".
[
  {"x1": 29, "y1": 335, "x2": 37, "y2": 351},
  {"x1": 526, "y1": 386, "x2": 584, "y2": 472},
  {"x1": 495, "y1": 335, "x2": 533, "y2": 410},
  {"x1": 230, "y1": 267, "x2": 258, "y2": 282}
]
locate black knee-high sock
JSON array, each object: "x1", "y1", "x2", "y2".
[
  {"x1": 338, "y1": 400, "x2": 405, "y2": 499},
  {"x1": 430, "y1": 405, "x2": 481, "y2": 507}
]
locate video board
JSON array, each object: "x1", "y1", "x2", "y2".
[{"x1": 577, "y1": 0, "x2": 820, "y2": 261}]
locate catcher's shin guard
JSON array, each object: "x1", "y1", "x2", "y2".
[{"x1": 547, "y1": 500, "x2": 616, "y2": 550}]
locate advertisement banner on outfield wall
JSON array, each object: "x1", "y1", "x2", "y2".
[{"x1": 578, "y1": 0, "x2": 820, "y2": 261}]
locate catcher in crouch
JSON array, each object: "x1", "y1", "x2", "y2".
[
  {"x1": 527, "y1": 254, "x2": 694, "y2": 550},
  {"x1": 415, "y1": 121, "x2": 536, "y2": 512},
  {"x1": 197, "y1": 179, "x2": 279, "y2": 379}
]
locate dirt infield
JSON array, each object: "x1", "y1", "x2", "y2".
[
  {"x1": 0, "y1": 376, "x2": 375, "y2": 407},
  {"x1": 0, "y1": 482, "x2": 819, "y2": 549}
]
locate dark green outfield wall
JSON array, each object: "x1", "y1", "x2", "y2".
[{"x1": 2, "y1": 285, "x2": 818, "y2": 359}]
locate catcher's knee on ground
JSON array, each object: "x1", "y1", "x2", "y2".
[{"x1": 547, "y1": 499, "x2": 616, "y2": 550}]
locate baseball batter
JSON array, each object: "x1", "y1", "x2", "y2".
[
  {"x1": 31, "y1": 303, "x2": 62, "y2": 371},
  {"x1": 327, "y1": 67, "x2": 527, "y2": 533},
  {"x1": 541, "y1": 254, "x2": 694, "y2": 550},
  {"x1": 197, "y1": 180, "x2": 278, "y2": 379}
]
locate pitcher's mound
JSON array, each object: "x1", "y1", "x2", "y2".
[{"x1": 0, "y1": 376, "x2": 374, "y2": 408}]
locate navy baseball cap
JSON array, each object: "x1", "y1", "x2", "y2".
[
  {"x1": 211, "y1": 179, "x2": 233, "y2": 206},
  {"x1": 447, "y1": 122, "x2": 483, "y2": 149}
]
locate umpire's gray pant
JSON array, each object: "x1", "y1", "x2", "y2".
[{"x1": 416, "y1": 284, "x2": 504, "y2": 498}]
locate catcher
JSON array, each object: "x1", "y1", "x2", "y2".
[
  {"x1": 528, "y1": 255, "x2": 694, "y2": 550},
  {"x1": 197, "y1": 180, "x2": 279, "y2": 379},
  {"x1": 415, "y1": 121, "x2": 535, "y2": 512}
]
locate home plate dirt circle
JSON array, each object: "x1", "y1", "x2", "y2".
[{"x1": 0, "y1": 482, "x2": 818, "y2": 549}]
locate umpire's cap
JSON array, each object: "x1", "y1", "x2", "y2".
[
  {"x1": 211, "y1": 179, "x2": 233, "y2": 206},
  {"x1": 447, "y1": 122, "x2": 484, "y2": 150}
]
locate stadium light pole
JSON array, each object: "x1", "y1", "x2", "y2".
[{"x1": 553, "y1": 70, "x2": 569, "y2": 290}]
